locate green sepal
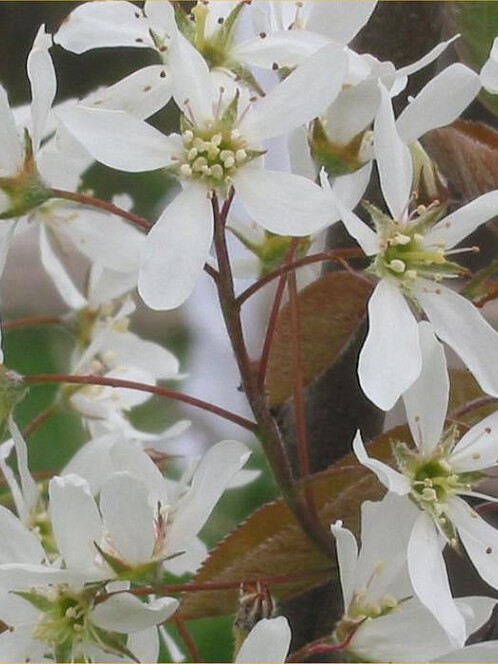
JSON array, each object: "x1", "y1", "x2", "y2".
[
  {"x1": 0, "y1": 367, "x2": 27, "y2": 438},
  {"x1": 174, "y1": 3, "x2": 195, "y2": 42},
  {"x1": 54, "y1": 637, "x2": 73, "y2": 664},
  {"x1": 90, "y1": 624, "x2": 140, "y2": 663},
  {"x1": 310, "y1": 119, "x2": 364, "y2": 177},
  {"x1": 220, "y1": 89, "x2": 240, "y2": 130},
  {"x1": 14, "y1": 590, "x2": 53, "y2": 613},
  {"x1": 230, "y1": 62, "x2": 266, "y2": 97},
  {"x1": 217, "y1": 1, "x2": 246, "y2": 46}
]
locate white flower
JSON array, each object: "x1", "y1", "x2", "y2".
[
  {"x1": 0, "y1": 583, "x2": 177, "y2": 663},
  {"x1": 354, "y1": 321, "x2": 498, "y2": 645},
  {"x1": 235, "y1": 616, "x2": 291, "y2": 663},
  {"x1": 58, "y1": 37, "x2": 344, "y2": 310},
  {"x1": 331, "y1": 492, "x2": 495, "y2": 658},
  {"x1": 330, "y1": 72, "x2": 498, "y2": 410},
  {"x1": 50, "y1": 439, "x2": 250, "y2": 578},
  {"x1": 65, "y1": 298, "x2": 187, "y2": 441}
]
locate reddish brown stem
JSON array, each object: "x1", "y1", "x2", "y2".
[
  {"x1": 3, "y1": 316, "x2": 63, "y2": 332},
  {"x1": 50, "y1": 188, "x2": 152, "y2": 231},
  {"x1": 449, "y1": 396, "x2": 498, "y2": 421},
  {"x1": 288, "y1": 269, "x2": 316, "y2": 516},
  {"x1": 211, "y1": 195, "x2": 335, "y2": 556},
  {"x1": 236, "y1": 248, "x2": 364, "y2": 306},
  {"x1": 23, "y1": 374, "x2": 257, "y2": 433},
  {"x1": 22, "y1": 404, "x2": 57, "y2": 439},
  {"x1": 174, "y1": 615, "x2": 203, "y2": 663},
  {"x1": 258, "y1": 239, "x2": 299, "y2": 387},
  {"x1": 288, "y1": 627, "x2": 358, "y2": 662},
  {"x1": 116, "y1": 567, "x2": 333, "y2": 598}
]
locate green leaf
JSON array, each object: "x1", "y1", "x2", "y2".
[{"x1": 265, "y1": 272, "x2": 373, "y2": 407}]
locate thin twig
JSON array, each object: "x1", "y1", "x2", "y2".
[
  {"x1": 288, "y1": 626, "x2": 359, "y2": 662},
  {"x1": 50, "y1": 188, "x2": 152, "y2": 231},
  {"x1": 449, "y1": 396, "x2": 498, "y2": 421},
  {"x1": 174, "y1": 615, "x2": 203, "y2": 663},
  {"x1": 112, "y1": 567, "x2": 334, "y2": 598},
  {"x1": 23, "y1": 374, "x2": 258, "y2": 433},
  {"x1": 257, "y1": 238, "x2": 299, "y2": 387},
  {"x1": 22, "y1": 404, "x2": 57, "y2": 439},
  {"x1": 288, "y1": 269, "x2": 317, "y2": 516},
  {"x1": 3, "y1": 316, "x2": 63, "y2": 332},
  {"x1": 236, "y1": 247, "x2": 364, "y2": 306}
]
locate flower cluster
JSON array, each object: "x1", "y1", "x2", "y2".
[{"x1": 2, "y1": 0, "x2": 498, "y2": 661}]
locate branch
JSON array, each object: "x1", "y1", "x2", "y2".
[
  {"x1": 50, "y1": 188, "x2": 152, "y2": 231},
  {"x1": 288, "y1": 269, "x2": 316, "y2": 516},
  {"x1": 3, "y1": 316, "x2": 64, "y2": 332},
  {"x1": 174, "y1": 615, "x2": 203, "y2": 663},
  {"x1": 257, "y1": 238, "x2": 299, "y2": 386},
  {"x1": 23, "y1": 374, "x2": 258, "y2": 433},
  {"x1": 236, "y1": 248, "x2": 364, "y2": 306},
  {"x1": 22, "y1": 404, "x2": 57, "y2": 439}
]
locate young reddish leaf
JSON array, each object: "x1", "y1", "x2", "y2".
[
  {"x1": 424, "y1": 120, "x2": 498, "y2": 203},
  {"x1": 179, "y1": 436, "x2": 396, "y2": 620},
  {"x1": 265, "y1": 272, "x2": 373, "y2": 407}
]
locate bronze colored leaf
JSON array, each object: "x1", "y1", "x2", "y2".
[
  {"x1": 179, "y1": 435, "x2": 396, "y2": 620},
  {"x1": 424, "y1": 120, "x2": 498, "y2": 204},
  {"x1": 265, "y1": 272, "x2": 373, "y2": 408}
]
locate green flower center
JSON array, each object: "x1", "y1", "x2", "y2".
[
  {"x1": 334, "y1": 588, "x2": 398, "y2": 643},
  {"x1": 365, "y1": 202, "x2": 471, "y2": 289},
  {"x1": 28, "y1": 586, "x2": 92, "y2": 658}
]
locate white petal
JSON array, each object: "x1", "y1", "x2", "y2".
[
  {"x1": 306, "y1": 1, "x2": 377, "y2": 44},
  {"x1": 393, "y1": 36, "x2": 460, "y2": 82},
  {"x1": 0, "y1": 220, "x2": 17, "y2": 282},
  {"x1": 330, "y1": 520, "x2": 357, "y2": 608},
  {"x1": 396, "y1": 64, "x2": 480, "y2": 145},
  {"x1": 425, "y1": 190, "x2": 498, "y2": 250},
  {"x1": 232, "y1": 30, "x2": 330, "y2": 69},
  {"x1": 0, "y1": 85, "x2": 23, "y2": 177},
  {"x1": 91, "y1": 594, "x2": 178, "y2": 633},
  {"x1": 447, "y1": 496, "x2": 498, "y2": 591},
  {"x1": 233, "y1": 168, "x2": 333, "y2": 236},
  {"x1": 353, "y1": 431, "x2": 411, "y2": 495},
  {"x1": 138, "y1": 183, "x2": 213, "y2": 311},
  {"x1": 55, "y1": 1, "x2": 153, "y2": 53},
  {"x1": 324, "y1": 78, "x2": 380, "y2": 146},
  {"x1": 0, "y1": 505, "x2": 45, "y2": 564},
  {"x1": 329, "y1": 187, "x2": 379, "y2": 255},
  {"x1": 62, "y1": 434, "x2": 117, "y2": 495},
  {"x1": 49, "y1": 474, "x2": 104, "y2": 573},
  {"x1": 27, "y1": 25, "x2": 57, "y2": 153},
  {"x1": 407, "y1": 511, "x2": 466, "y2": 647},
  {"x1": 144, "y1": 0, "x2": 177, "y2": 35},
  {"x1": 59, "y1": 210, "x2": 144, "y2": 273},
  {"x1": 100, "y1": 472, "x2": 155, "y2": 566},
  {"x1": 85, "y1": 65, "x2": 173, "y2": 120},
  {"x1": 403, "y1": 322, "x2": 448, "y2": 453},
  {"x1": 358, "y1": 280, "x2": 422, "y2": 411},
  {"x1": 481, "y1": 38, "x2": 498, "y2": 93},
  {"x1": 356, "y1": 494, "x2": 417, "y2": 600},
  {"x1": 7, "y1": 416, "x2": 39, "y2": 517},
  {"x1": 236, "y1": 617, "x2": 291, "y2": 663},
  {"x1": 0, "y1": 563, "x2": 88, "y2": 589},
  {"x1": 39, "y1": 225, "x2": 87, "y2": 310},
  {"x1": 350, "y1": 597, "x2": 458, "y2": 662},
  {"x1": 436, "y1": 641, "x2": 498, "y2": 662},
  {"x1": 128, "y1": 627, "x2": 160, "y2": 663},
  {"x1": 56, "y1": 105, "x2": 176, "y2": 172},
  {"x1": 0, "y1": 625, "x2": 37, "y2": 662},
  {"x1": 110, "y1": 439, "x2": 169, "y2": 505},
  {"x1": 100, "y1": 330, "x2": 180, "y2": 380},
  {"x1": 167, "y1": 440, "x2": 250, "y2": 552},
  {"x1": 241, "y1": 43, "x2": 347, "y2": 142},
  {"x1": 450, "y1": 410, "x2": 498, "y2": 473},
  {"x1": 170, "y1": 34, "x2": 214, "y2": 124},
  {"x1": 374, "y1": 83, "x2": 412, "y2": 220},
  {"x1": 416, "y1": 280, "x2": 498, "y2": 399}
]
